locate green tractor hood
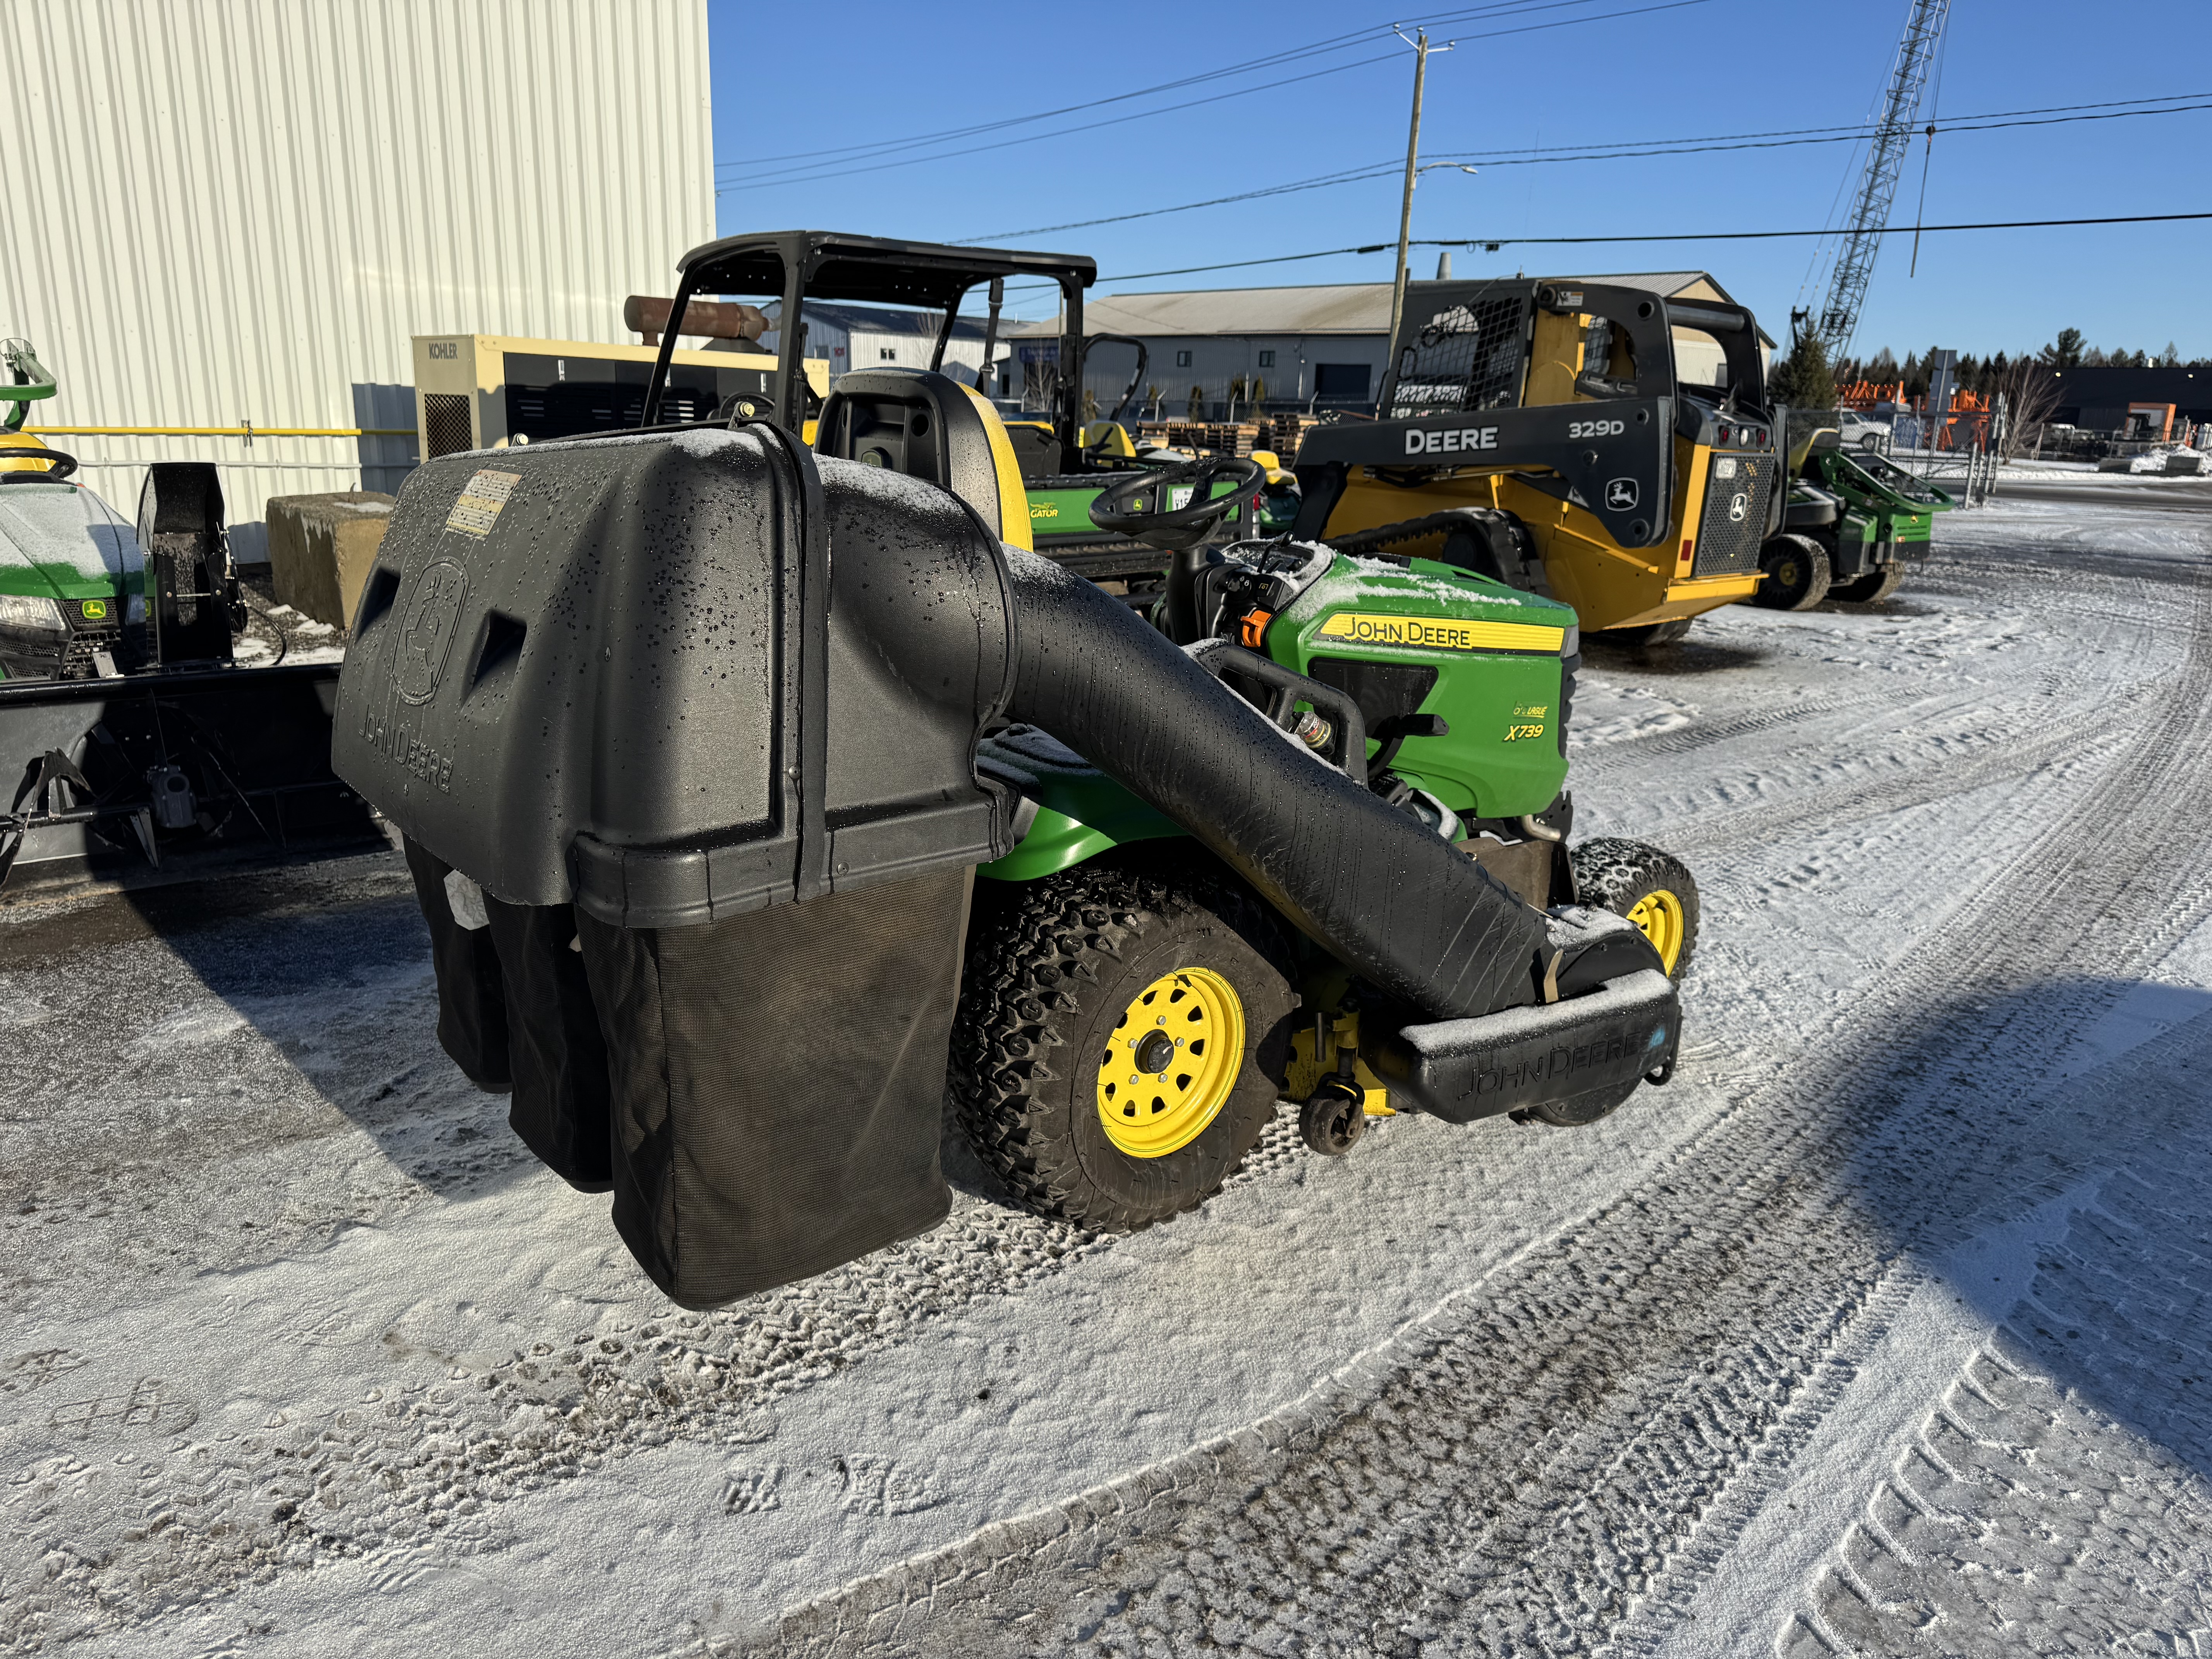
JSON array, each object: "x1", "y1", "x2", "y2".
[
  {"x1": 0, "y1": 481, "x2": 144, "y2": 679},
  {"x1": 0, "y1": 481, "x2": 144, "y2": 606}
]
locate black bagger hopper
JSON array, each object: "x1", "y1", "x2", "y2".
[{"x1": 335, "y1": 423, "x2": 1679, "y2": 1308}]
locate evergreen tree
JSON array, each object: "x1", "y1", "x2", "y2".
[
  {"x1": 1767, "y1": 327, "x2": 1838, "y2": 409},
  {"x1": 2041, "y1": 328, "x2": 2085, "y2": 368}
]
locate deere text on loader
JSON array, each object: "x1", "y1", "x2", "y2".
[{"x1": 330, "y1": 229, "x2": 1705, "y2": 1310}]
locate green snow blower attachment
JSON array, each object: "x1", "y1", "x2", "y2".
[
  {"x1": 1756, "y1": 407, "x2": 1956, "y2": 608},
  {"x1": 337, "y1": 390, "x2": 1686, "y2": 1309},
  {"x1": 0, "y1": 343, "x2": 375, "y2": 892}
]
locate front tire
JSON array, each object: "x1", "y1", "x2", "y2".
[
  {"x1": 950, "y1": 859, "x2": 1297, "y2": 1229},
  {"x1": 1570, "y1": 838, "x2": 1700, "y2": 982},
  {"x1": 1829, "y1": 561, "x2": 1905, "y2": 605},
  {"x1": 1754, "y1": 533, "x2": 1831, "y2": 610}
]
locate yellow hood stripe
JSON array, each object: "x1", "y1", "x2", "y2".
[{"x1": 1316, "y1": 611, "x2": 1565, "y2": 654}]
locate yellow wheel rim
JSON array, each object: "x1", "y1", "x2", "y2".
[
  {"x1": 1095, "y1": 966, "x2": 1245, "y2": 1158},
  {"x1": 1625, "y1": 889, "x2": 1686, "y2": 974}
]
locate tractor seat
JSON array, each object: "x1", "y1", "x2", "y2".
[{"x1": 814, "y1": 368, "x2": 1033, "y2": 551}]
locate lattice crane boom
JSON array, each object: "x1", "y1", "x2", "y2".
[{"x1": 1817, "y1": 0, "x2": 1951, "y2": 359}]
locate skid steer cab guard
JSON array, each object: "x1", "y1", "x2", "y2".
[
  {"x1": 336, "y1": 414, "x2": 1681, "y2": 1309},
  {"x1": 1294, "y1": 277, "x2": 1784, "y2": 639}
]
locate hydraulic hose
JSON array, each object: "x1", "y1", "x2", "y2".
[{"x1": 1000, "y1": 551, "x2": 1547, "y2": 1020}]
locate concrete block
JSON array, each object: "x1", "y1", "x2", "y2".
[{"x1": 265, "y1": 492, "x2": 395, "y2": 630}]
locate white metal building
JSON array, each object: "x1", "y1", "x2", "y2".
[{"x1": 0, "y1": 0, "x2": 713, "y2": 560}]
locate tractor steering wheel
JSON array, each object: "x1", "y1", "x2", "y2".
[
  {"x1": 0, "y1": 445, "x2": 77, "y2": 483},
  {"x1": 1089, "y1": 454, "x2": 1264, "y2": 551}
]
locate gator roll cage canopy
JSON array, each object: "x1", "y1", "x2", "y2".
[{"x1": 644, "y1": 231, "x2": 1097, "y2": 461}]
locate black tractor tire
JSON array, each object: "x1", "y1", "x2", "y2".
[
  {"x1": 950, "y1": 858, "x2": 1298, "y2": 1230},
  {"x1": 1600, "y1": 618, "x2": 1694, "y2": 650},
  {"x1": 1829, "y1": 561, "x2": 1906, "y2": 605},
  {"x1": 1570, "y1": 838, "x2": 1700, "y2": 984},
  {"x1": 1754, "y1": 533, "x2": 1832, "y2": 611}
]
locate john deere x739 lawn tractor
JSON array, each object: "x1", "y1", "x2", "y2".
[{"x1": 333, "y1": 231, "x2": 1701, "y2": 1310}]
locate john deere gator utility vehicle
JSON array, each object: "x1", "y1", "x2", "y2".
[
  {"x1": 646, "y1": 230, "x2": 1278, "y2": 586},
  {"x1": 1291, "y1": 277, "x2": 1786, "y2": 647},
  {"x1": 333, "y1": 228, "x2": 1702, "y2": 1309},
  {"x1": 1754, "y1": 408, "x2": 1956, "y2": 609},
  {"x1": 0, "y1": 339, "x2": 371, "y2": 890}
]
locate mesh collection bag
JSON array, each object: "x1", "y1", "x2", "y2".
[
  {"x1": 577, "y1": 867, "x2": 969, "y2": 1308},
  {"x1": 403, "y1": 836, "x2": 614, "y2": 1192}
]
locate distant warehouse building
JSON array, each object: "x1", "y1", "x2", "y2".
[
  {"x1": 760, "y1": 302, "x2": 1006, "y2": 386},
  {"x1": 2046, "y1": 366, "x2": 2212, "y2": 439},
  {"x1": 0, "y1": 0, "x2": 713, "y2": 559},
  {"x1": 1008, "y1": 285, "x2": 1393, "y2": 421},
  {"x1": 1006, "y1": 270, "x2": 1773, "y2": 422}
]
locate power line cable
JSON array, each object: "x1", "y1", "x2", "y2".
[
  {"x1": 969, "y1": 95, "x2": 2212, "y2": 240},
  {"x1": 713, "y1": 0, "x2": 1611, "y2": 174},
  {"x1": 713, "y1": 0, "x2": 1716, "y2": 194},
  {"x1": 1080, "y1": 211, "x2": 2212, "y2": 284}
]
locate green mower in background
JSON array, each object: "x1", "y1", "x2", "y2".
[
  {"x1": 0, "y1": 338, "x2": 152, "y2": 682},
  {"x1": 0, "y1": 339, "x2": 371, "y2": 892},
  {"x1": 1756, "y1": 408, "x2": 1956, "y2": 610}
]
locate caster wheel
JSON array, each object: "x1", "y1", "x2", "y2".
[{"x1": 1299, "y1": 1081, "x2": 1367, "y2": 1157}]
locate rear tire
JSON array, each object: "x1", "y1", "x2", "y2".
[
  {"x1": 1829, "y1": 562, "x2": 1906, "y2": 605},
  {"x1": 1754, "y1": 533, "x2": 1831, "y2": 611},
  {"x1": 1600, "y1": 618, "x2": 1693, "y2": 649},
  {"x1": 1570, "y1": 838, "x2": 1700, "y2": 982},
  {"x1": 950, "y1": 859, "x2": 1297, "y2": 1230}
]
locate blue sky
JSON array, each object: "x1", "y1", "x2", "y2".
[{"x1": 710, "y1": 1, "x2": 2209, "y2": 362}]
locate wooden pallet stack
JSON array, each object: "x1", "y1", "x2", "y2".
[{"x1": 1257, "y1": 414, "x2": 1323, "y2": 462}]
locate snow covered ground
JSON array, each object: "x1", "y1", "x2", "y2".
[{"x1": 5, "y1": 493, "x2": 2211, "y2": 1655}]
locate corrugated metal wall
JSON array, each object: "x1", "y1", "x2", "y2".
[{"x1": 0, "y1": 0, "x2": 713, "y2": 557}]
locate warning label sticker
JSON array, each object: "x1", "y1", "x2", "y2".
[{"x1": 444, "y1": 470, "x2": 522, "y2": 539}]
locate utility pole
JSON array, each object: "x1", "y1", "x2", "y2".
[{"x1": 1388, "y1": 29, "x2": 1432, "y2": 358}]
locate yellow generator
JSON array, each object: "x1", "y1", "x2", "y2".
[
  {"x1": 1291, "y1": 276, "x2": 1781, "y2": 644},
  {"x1": 409, "y1": 332, "x2": 826, "y2": 459}
]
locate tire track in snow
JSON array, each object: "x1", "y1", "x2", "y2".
[{"x1": 758, "y1": 547, "x2": 2212, "y2": 1653}]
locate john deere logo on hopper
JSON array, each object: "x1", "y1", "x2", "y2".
[
  {"x1": 396, "y1": 560, "x2": 469, "y2": 706},
  {"x1": 1318, "y1": 612, "x2": 1565, "y2": 654}
]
